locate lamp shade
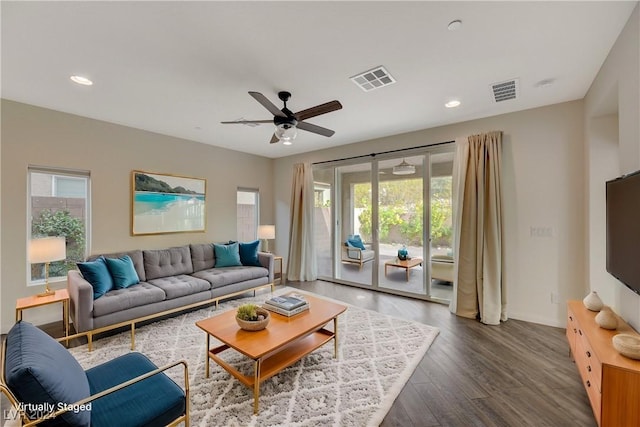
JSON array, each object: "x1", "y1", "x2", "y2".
[
  {"x1": 257, "y1": 225, "x2": 276, "y2": 240},
  {"x1": 29, "y1": 237, "x2": 66, "y2": 263}
]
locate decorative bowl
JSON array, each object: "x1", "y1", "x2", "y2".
[
  {"x1": 236, "y1": 307, "x2": 270, "y2": 331},
  {"x1": 612, "y1": 333, "x2": 640, "y2": 360}
]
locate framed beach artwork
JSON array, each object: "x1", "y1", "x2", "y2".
[{"x1": 131, "y1": 170, "x2": 206, "y2": 235}]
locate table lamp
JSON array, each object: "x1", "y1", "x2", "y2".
[
  {"x1": 29, "y1": 236, "x2": 66, "y2": 297},
  {"x1": 257, "y1": 225, "x2": 275, "y2": 253}
]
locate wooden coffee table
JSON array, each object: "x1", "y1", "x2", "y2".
[
  {"x1": 195, "y1": 294, "x2": 347, "y2": 414},
  {"x1": 384, "y1": 257, "x2": 423, "y2": 281}
]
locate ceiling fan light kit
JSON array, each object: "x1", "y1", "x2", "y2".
[
  {"x1": 275, "y1": 124, "x2": 297, "y2": 144},
  {"x1": 221, "y1": 91, "x2": 342, "y2": 144},
  {"x1": 392, "y1": 159, "x2": 416, "y2": 175}
]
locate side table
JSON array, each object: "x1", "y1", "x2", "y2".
[
  {"x1": 16, "y1": 288, "x2": 69, "y2": 345},
  {"x1": 274, "y1": 256, "x2": 284, "y2": 285}
]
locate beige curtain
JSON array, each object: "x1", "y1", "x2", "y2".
[
  {"x1": 287, "y1": 162, "x2": 317, "y2": 281},
  {"x1": 451, "y1": 131, "x2": 505, "y2": 325}
]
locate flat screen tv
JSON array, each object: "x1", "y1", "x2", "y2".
[{"x1": 606, "y1": 170, "x2": 640, "y2": 295}]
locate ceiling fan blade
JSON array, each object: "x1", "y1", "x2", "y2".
[
  {"x1": 295, "y1": 100, "x2": 342, "y2": 121},
  {"x1": 220, "y1": 120, "x2": 273, "y2": 124},
  {"x1": 297, "y1": 121, "x2": 335, "y2": 137},
  {"x1": 270, "y1": 134, "x2": 279, "y2": 144},
  {"x1": 249, "y1": 92, "x2": 286, "y2": 118}
]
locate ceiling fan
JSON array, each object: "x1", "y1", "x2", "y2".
[{"x1": 221, "y1": 91, "x2": 342, "y2": 144}]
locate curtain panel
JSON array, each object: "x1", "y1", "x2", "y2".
[
  {"x1": 287, "y1": 162, "x2": 318, "y2": 281},
  {"x1": 451, "y1": 131, "x2": 506, "y2": 325}
]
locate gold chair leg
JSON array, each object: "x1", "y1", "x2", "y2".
[{"x1": 130, "y1": 323, "x2": 136, "y2": 350}]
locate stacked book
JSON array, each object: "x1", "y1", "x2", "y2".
[{"x1": 263, "y1": 293, "x2": 309, "y2": 317}]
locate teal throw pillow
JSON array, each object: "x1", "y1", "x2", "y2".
[
  {"x1": 77, "y1": 256, "x2": 113, "y2": 299},
  {"x1": 214, "y1": 242, "x2": 242, "y2": 267},
  {"x1": 239, "y1": 240, "x2": 262, "y2": 267},
  {"x1": 105, "y1": 255, "x2": 140, "y2": 289}
]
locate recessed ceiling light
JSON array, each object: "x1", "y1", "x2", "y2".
[
  {"x1": 447, "y1": 20, "x2": 462, "y2": 31},
  {"x1": 70, "y1": 75, "x2": 93, "y2": 86},
  {"x1": 445, "y1": 100, "x2": 461, "y2": 108}
]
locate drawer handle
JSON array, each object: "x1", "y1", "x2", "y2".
[
  {"x1": 569, "y1": 316, "x2": 573, "y2": 321},
  {"x1": 586, "y1": 380, "x2": 591, "y2": 388},
  {"x1": 573, "y1": 328, "x2": 577, "y2": 333},
  {"x1": 587, "y1": 365, "x2": 591, "y2": 372},
  {"x1": 586, "y1": 351, "x2": 591, "y2": 358},
  {"x1": 579, "y1": 330, "x2": 583, "y2": 336}
]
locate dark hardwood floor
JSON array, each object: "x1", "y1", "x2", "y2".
[
  {"x1": 287, "y1": 280, "x2": 596, "y2": 427},
  {"x1": 26, "y1": 280, "x2": 595, "y2": 427}
]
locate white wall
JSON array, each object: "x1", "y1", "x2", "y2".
[
  {"x1": 274, "y1": 100, "x2": 586, "y2": 327},
  {"x1": 0, "y1": 100, "x2": 274, "y2": 333},
  {"x1": 585, "y1": 5, "x2": 640, "y2": 329}
]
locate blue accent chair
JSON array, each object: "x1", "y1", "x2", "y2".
[
  {"x1": 0, "y1": 321, "x2": 189, "y2": 427},
  {"x1": 341, "y1": 234, "x2": 375, "y2": 270}
]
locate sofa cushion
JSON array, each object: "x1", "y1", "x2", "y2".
[
  {"x1": 239, "y1": 240, "x2": 262, "y2": 267},
  {"x1": 143, "y1": 246, "x2": 193, "y2": 280},
  {"x1": 105, "y1": 255, "x2": 140, "y2": 289},
  {"x1": 92, "y1": 283, "x2": 166, "y2": 317},
  {"x1": 5, "y1": 322, "x2": 91, "y2": 426},
  {"x1": 147, "y1": 274, "x2": 211, "y2": 300},
  {"x1": 85, "y1": 352, "x2": 185, "y2": 427},
  {"x1": 190, "y1": 243, "x2": 215, "y2": 271},
  {"x1": 213, "y1": 242, "x2": 242, "y2": 267},
  {"x1": 77, "y1": 256, "x2": 114, "y2": 299},
  {"x1": 90, "y1": 250, "x2": 146, "y2": 282},
  {"x1": 192, "y1": 266, "x2": 268, "y2": 289}
]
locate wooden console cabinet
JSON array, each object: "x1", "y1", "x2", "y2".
[{"x1": 567, "y1": 300, "x2": 640, "y2": 426}]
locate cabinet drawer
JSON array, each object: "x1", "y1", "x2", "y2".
[
  {"x1": 578, "y1": 327, "x2": 603, "y2": 391},
  {"x1": 575, "y1": 337, "x2": 602, "y2": 424},
  {"x1": 567, "y1": 309, "x2": 578, "y2": 351}
]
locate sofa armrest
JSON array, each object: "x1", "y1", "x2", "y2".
[
  {"x1": 258, "y1": 252, "x2": 275, "y2": 283},
  {"x1": 67, "y1": 270, "x2": 94, "y2": 333}
]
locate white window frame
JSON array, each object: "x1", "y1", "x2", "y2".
[
  {"x1": 28, "y1": 166, "x2": 91, "y2": 285},
  {"x1": 237, "y1": 187, "x2": 260, "y2": 241}
]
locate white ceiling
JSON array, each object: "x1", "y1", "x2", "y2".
[{"x1": 2, "y1": 1, "x2": 636, "y2": 159}]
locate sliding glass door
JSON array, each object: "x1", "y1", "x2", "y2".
[
  {"x1": 313, "y1": 145, "x2": 454, "y2": 303},
  {"x1": 377, "y1": 155, "x2": 427, "y2": 296}
]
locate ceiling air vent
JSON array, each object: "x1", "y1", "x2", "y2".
[
  {"x1": 490, "y1": 78, "x2": 519, "y2": 103},
  {"x1": 350, "y1": 66, "x2": 396, "y2": 92}
]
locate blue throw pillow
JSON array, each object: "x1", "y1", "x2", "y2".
[
  {"x1": 214, "y1": 242, "x2": 242, "y2": 267},
  {"x1": 105, "y1": 255, "x2": 140, "y2": 289},
  {"x1": 5, "y1": 322, "x2": 91, "y2": 426},
  {"x1": 77, "y1": 256, "x2": 113, "y2": 299},
  {"x1": 347, "y1": 235, "x2": 366, "y2": 250},
  {"x1": 239, "y1": 240, "x2": 262, "y2": 267}
]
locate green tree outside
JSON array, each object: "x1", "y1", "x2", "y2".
[
  {"x1": 31, "y1": 209, "x2": 85, "y2": 278},
  {"x1": 354, "y1": 177, "x2": 452, "y2": 247}
]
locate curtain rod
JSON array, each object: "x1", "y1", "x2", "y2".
[{"x1": 312, "y1": 140, "x2": 455, "y2": 165}]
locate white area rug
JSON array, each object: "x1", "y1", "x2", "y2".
[{"x1": 70, "y1": 288, "x2": 439, "y2": 426}]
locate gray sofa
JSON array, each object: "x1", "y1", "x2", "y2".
[{"x1": 67, "y1": 243, "x2": 274, "y2": 350}]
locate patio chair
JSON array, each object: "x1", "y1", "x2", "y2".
[
  {"x1": 1, "y1": 321, "x2": 189, "y2": 427},
  {"x1": 341, "y1": 234, "x2": 375, "y2": 269}
]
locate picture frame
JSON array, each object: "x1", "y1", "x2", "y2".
[{"x1": 131, "y1": 170, "x2": 206, "y2": 235}]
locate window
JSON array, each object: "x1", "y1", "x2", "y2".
[
  {"x1": 237, "y1": 188, "x2": 259, "y2": 242},
  {"x1": 28, "y1": 167, "x2": 90, "y2": 284}
]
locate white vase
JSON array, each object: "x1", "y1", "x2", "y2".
[
  {"x1": 583, "y1": 291, "x2": 603, "y2": 311},
  {"x1": 595, "y1": 306, "x2": 617, "y2": 330}
]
